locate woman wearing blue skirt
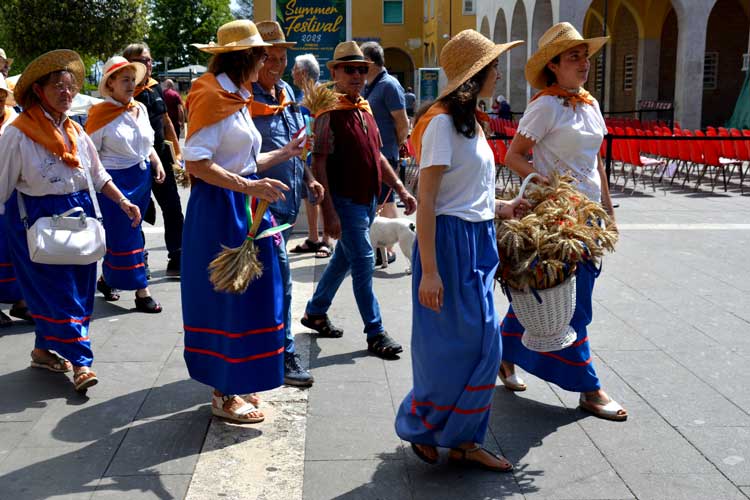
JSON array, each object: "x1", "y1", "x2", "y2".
[
  {"x1": 0, "y1": 50, "x2": 141, "y2": 392},
  {"x1": 499, "y1": 23, "x2": 627, "y2": 421},
  {"x1": 395, "y1": 31, "x2": 526, "y2": 470},
  {"x1": 183, "y1": 20, "x2": 304, "y2": 424},
  {"x1": 87, "y1": 56, "x2": 166, "y2": 313}
]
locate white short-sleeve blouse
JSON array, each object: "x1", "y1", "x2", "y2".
[
  {"x1": 88, "y1": 97, "x2": 154, "y2": 170},
  {"x1": 517, "y1": 95, "x2": 606, "y2": 202}
]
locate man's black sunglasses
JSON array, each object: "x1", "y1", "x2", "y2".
[{"x1": 342, "y1": 65, "x2": 368, "y2": 75}]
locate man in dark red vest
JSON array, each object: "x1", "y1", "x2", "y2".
[{"x1": 301, "y1": 41, "x2": 416, "y2": 360}]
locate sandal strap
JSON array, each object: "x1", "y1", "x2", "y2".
[{"x1": 368, "y1": 332, "x2": 401, "y2": 351}]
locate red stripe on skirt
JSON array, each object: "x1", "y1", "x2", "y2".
[
  {"x1": 412, "y1": 399, "x2": 492, "y2": 415},
  {"x1": 184, "y1": 323, "x2": 284, "y2": 338},
  {"x1": 0, "y1": 262, "x2": 13, "y2": 267},
  {"x1": 104, "y1": 262, "x2": 146, "y2": 271},
  {"x1": 466, "y1": 383, "x2": 495, "y2": 392},
  {"x1": 107, "y1": 247, "x2": 144, "y2": 256},
  {"x1": 31, "y1": 314, "x2": 92, "y2": 325},
  {"x1": 0, "y1": 277, "x2": 16, "y2": 283},
  {"x1": 184, "y1": 346, "x2": 284, "y2": 363},
  {"x1": 43, "y1": 335, "x2": 90, "y2": 343}
]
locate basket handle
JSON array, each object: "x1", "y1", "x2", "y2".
[{"x1": 512, "y1": 172, "x2": 540, "y2": 203}]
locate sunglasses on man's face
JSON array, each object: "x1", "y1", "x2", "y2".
[{"x1": 342, "y1": 65, "x2": 368, "y2": 75}]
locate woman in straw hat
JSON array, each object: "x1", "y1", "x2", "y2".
[
  {"x1": 0, "y1": 74, "x2": 32, "y2": 327},
  {"x1": 395, "y1": 30, "x2": 527, "y2": 471},
  {"x1": 182, "y1": 20, "x2": 304, "y2": 424},
  {"x1": 498, "y1": 22, "x2": 627, "y2": 421},
  {"x1": 86, "y1": 56, "x2": 166, "y2": 313},
  {"x1": 0, "y1": 49, "x2": 141, "y2": 393}
]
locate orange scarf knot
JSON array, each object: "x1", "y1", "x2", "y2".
[
  {"x1": 249, "y1": 87, "x2": 294, "y2": 117},
  {"x1": 85, "y1": 100, "x2": 138, "y2": 135},
  {"x1": 530, "y1": 84, "x2": 594, "y2": 110},
  {"x1": 316, "y1": 94, "x2": 373, "y2": 118},
  {"x1": 11, "y1": 104, "x2": 82, "y2": 169},
  {"x1": 134, "y1": 77, "x2": 159, "y2": 97},
  {"x1": 185, "y1": 73, "x2": 253, "y2": 140}
]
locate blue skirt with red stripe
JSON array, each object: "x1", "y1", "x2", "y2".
[
  {"x1": 181, "y1": 177, "x2": 284, "y2": 395},
  {"x1": 98, "y1": 163, "x2": 151, "y2": 290},
  {"x1": 0, "y1": 193, "x2": 22, "y2": 304},
  {"x1": 395, "y1": 216, "x2": 500, "y2": 448},
  {"x1": 500, "y1": 262, "x2": 601, "y2": 393},
  {"x1": 3, "y1": 190, "x2": 96, "y2": 367}
]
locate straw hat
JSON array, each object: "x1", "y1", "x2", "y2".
[
  {"x1": 98, "y1": 56, "x2": 146, "y2": 98},
  {"x1": 326, "y1": 41, "x2": 373, "y2": 71},
  {"x1": 14, "y1": 49, "x2": 84, "y2": 109},
  {"x1": 525, "y1": 22, "x2": 608, "y2": 90},
  {"x1": 0, "y1": 48, "x2": 12, "y2": 65},
  {"x1": 437, "y1": 30, "x2": 524, "y2": 101},
  {"x1": 192, "y1": 19, "x2": 270, "y2": 54},
  {"x1": 0, "y1": 74, "x2": 15, "y2": 106},
  {"x1": 257, "y1": 20, "x2": 296, "y2": 48}
]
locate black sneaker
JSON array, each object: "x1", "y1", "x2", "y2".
[
  {"x1": 165, "y1": 256, "x2": 180, "y2": 278},
  {"x1": 374, "y1": 251, "x2": 397, "y2": 267},
  {"x1": 284, "y1": 352, "x2": 314, "y2": 387}
]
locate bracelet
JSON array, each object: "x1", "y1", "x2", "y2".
[{"x1": 118, "y1": 197, "x2": 129, "y2": 206}]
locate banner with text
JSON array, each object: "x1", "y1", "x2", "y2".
[{"x1": 277, "y1": 0, "x2": 347, "y2": 83}]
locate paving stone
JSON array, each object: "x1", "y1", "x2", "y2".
[
  {"x1": 679, "y1": 427, "x2": 750, "y2": 485},
  {"x1": 304, "y1": 457, "x2": 411, "y2": 500},
  {"x1": 135, "y1": 377, "x2": 210, "y2": 421},
  {"x1": 308, "y1": 380, "x2": 396, "y2": 418},
  {"x1": 620, "y1": 472, "x2": 746, "y2": 500},
  {"x1": 92, "y1": 474, "x2": 192, "y2": 499},
  {"x1": 84, "y1": 362, "x2": 162, "y2": 399},
  {"x1": 105, "y1": 418, "x2": 208, "y2": 476},
  {"x1": 305, "y1": 414, "x2": 403, "y2": 461},
  {"x1": 0, "y1": 421, "x2": 34, "y2": 466}
]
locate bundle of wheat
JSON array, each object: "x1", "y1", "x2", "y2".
[
  {"x1": 496, "y1": 172, "x2": 618, "y2": 291},
  {"x1": 300, "y1": 79, "x2": 341, "y2": 116},
  {"x1": 173, "y1": 164, "x2": 191, "y2": 188}
]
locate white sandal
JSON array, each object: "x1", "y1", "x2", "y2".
[
  {"x1": 498, "y1": 364, "x2": 527, "y2": 391},
  {"x1": 211, "y1": 394, "x2": 264, "y2": 424},
  {"x1": 579, "y1": 394, "x2": 628, "y2": 421}
]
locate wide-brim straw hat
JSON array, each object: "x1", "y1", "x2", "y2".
[
  {"x1": 257, "y1": 20, "x2": 296, "y2": 48},
  {"x1": 437, "y1": 30, "x2": 524, "y2": 101},
  {"x1": 0, "y1": 48, "x2": 12, "y2": 65},
  {"x1": 0, "y1": 75, "x2": 15, "y2": 106},
  {"x1": 326, "y1": 41, "x2": 374, "y2": 71},
  {"x1": 525, "y1": 22, "x2": 608, "y2": 90},
  {"x1": 192, "y1": 19, "x2": 270, "y2": 54},
  {"x1": 14, "y1": 49, "x2": 84, "y2": 109},
  {"x1": 98, "y1": 56, "x2": 146, "y2": 98}
]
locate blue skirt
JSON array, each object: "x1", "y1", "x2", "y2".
[
  {"x1": 181, "y1": 178, "x2": 284, "y2": 395},
  {"x1": 98, "y1": 163, "x2": 151, "y2": 290},
  {"x1": 395, "y1": 216, "x2": 500, "y2": 448},
  {"x1": 500, "y1": 262, "x2": 601, "y2": 392},
  {"x1": 3, "y1": 190, "x2": 97, "y2": 367},
  {"x1": 0, "y1": 193, "x2": 22, "y2": 304}
]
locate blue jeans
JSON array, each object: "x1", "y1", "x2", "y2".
[
  {"x1": 306, "y1": 195, "x2": 383, "y2": 337},
  {"x1": 274, "y1": 217, "x2": 295, "y2": 355}
]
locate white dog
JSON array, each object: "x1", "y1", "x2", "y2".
[{"x1": 369, "y1": 216, "x2": 416, "y2": 274}]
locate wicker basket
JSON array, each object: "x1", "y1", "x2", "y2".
[{"x1": 509, "y1": 275, "x2": 577, "y2": 352}]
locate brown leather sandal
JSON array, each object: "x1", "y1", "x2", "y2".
[
  {"x1": 73, "y1": 367, "x2": 98, "y2": 392},
  {"x1": 448, "y1": 446, "x2": 513, "y2": 472}
]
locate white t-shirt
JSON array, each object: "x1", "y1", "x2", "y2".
[
  {"x1": 517, "y1": 95, "x2": 606, "y2": 202},
  {"x1": 183, "y1": 73, "x2": 261, "y2": 176},
  {"x1": 89, "y1": 97, "x2": 155, "y2": 171},
  {"x1": 419, "y1": 113, "x2": 495, "y2": 222}
]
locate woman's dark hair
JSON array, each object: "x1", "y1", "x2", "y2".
[
  {"x1": 208, "y1": 47, "x2": 264, "y2": 88},
  {"x1": 543, "y1": 55, "x2": 561, "y2": 87},
  {"x1": 439, "y1": 61, "x2": 494, "y2": 139},
  {"x1": 27, "y1": 70, "x2": 79, "y2": 108}
]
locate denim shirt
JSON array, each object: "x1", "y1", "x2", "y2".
[{"x1": 252, "y1": 80, "x2": 305, "y2": 223}]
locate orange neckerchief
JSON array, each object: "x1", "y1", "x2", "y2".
[
  {"x1": 316, "y1": 94, "x2": 373, "y2": 118},
  {"x1": 530, "y1": 84, "x2": 594, "y2": 110},
  {"x1": 411, "y1": 102, "x2": 489, "y2": 162},
  {"x1": 134, "y1": 77, "x2": 159, "y2": 97},
  {"x1": 250, "y1": 87, "x2": 293, "y2": 117},
  {"x1": 85, "y1": 100, "x2": 138, "y2": 135},
  {"x1": 11, "y1": 104, "x2": 82, "y2": 169},
  {"x1": 185, "y1": 73, "x2": 252, "y2": 140}
]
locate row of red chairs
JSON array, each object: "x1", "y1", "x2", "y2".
[
  {"x1": 604, "y1": 118, "x2": 672, "y2": 132},
  {"x1": 489, "y1": 117, "x2": 517, "y2": 137}
]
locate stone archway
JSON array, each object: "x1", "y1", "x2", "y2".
[
  {"x1": 702, "y1": 0, "x2": 749, "y2": 126},
  {"x1": 609, "y1": 4, "x2": 640, "y2": 113},
  {"x1": 384, "y1": 47, "x2": 415, "y2": 90},
  {"x1": 480, "y1": 16, "x2": 491, "y2": 37},
  {"x1": 658, "y1": 7, "x2": 678, "y2": 103},
  {"x1": 531, "y1": 0, "x2": 554, "y2": 52},
  {"x1": 583, "y1": 9, "x2": 607, "y2": 104},
  {"x1": 509, "y1": 0, "x2": 528, "y2": 111},
  {"x1": 493, "y1": 8, "x2": 509, "y2": 100}
]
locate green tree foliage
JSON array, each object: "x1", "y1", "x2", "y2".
[
  {"x1": 0, "y1": 0, "x2": 148, "y2": 70},
  {"x1": 232, "y1": 0, "x2": 254, "y2": 19},
  {"x1": 149, "y1": 0, "x2": 233, "y2": 68}
]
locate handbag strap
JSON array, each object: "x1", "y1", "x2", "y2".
[{"x1": 17, "y1": 165, "x2": 104, "y2": 229}]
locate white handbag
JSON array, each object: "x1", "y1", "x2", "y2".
[{"x1": 18, "y1": 166, "x2": 106, "y2": 265}]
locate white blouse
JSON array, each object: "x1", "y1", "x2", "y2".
[
  {"x1": 420, "y1": 114, "x2": 495, "y2": 222},
  {"x1": 89, "y1": 97, "x2": 155, "y2": 170},
  {"x1": 0, "y1": 106, "x2": 18, "y2": 135},
  {"x1": 183, "y1": 73, "x2": 261, "y2": 176},
  {"x1": 517, "y1": 95, "x2": 606, "y2": 202},
  {"x1": 0, "y1": 110, "x2": 112, "y2": 214}
]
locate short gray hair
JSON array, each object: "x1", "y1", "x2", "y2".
[
  {"x1": 294, "y1": 53, "x2": 320, "y2": 82},
  {"x1": 360, "y1": 41, "x2": 384, "y2": 67}
]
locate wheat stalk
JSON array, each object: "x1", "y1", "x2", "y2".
[{"x1": 301, "y1": 79, "x2": 342, "y2": 116}]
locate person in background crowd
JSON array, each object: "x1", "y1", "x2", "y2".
[
  {"x1": 122, "y1": 43, "x2": 184, "y2": 278},
  {"x1": 290, "y1": 53, "x2": 334, "y2": 258},
  {"x1": 300, "y1": 41, "x2": 416, "y2": 359},
  {"x1": 0, "y1": 49, "x2": 12, "y2": 79},
  {"x1": 361, "y1": 41, "x2": 409, "y2": 266},
  {"x1": 87, "y1": 56, "x2": 165, "y2": 313},
  {"x1": 161, "y1": 79, "x2": 185, "y2": 138},
  {"x1": 182, "y1": 20, "x2": 304, "y2": 424},
  {"x1": 253, "y1": 20, "x2": 322, "y2": 387},
  {"x1": 496, "y1": 95, "x2": 512, "y2": 120},
  {"x1": 404, "y1": 85, "x2": 416, "y2": 119},
  {"x1": 0, "y1": 74, "x2": 32, "y2": 326},
  {"x1": 0, "y1": 50, "x2": 141, "y2": 392}
]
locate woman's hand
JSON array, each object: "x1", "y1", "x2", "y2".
[
  {"x1": 245, "y1": 178, "x2": 289, "y2": 203},
  {"x1": 496, "y1": 198, "x2": 531, "y2": 220},
  {"x1": 152, "y1": 160, "x2": 166, "y2": 184},
  {"x1": 419, "y1": 272, "x2": 444, "y2": 313},
  {"x1": 119, "y1": 199, "x2": 142, "y2": 228}
]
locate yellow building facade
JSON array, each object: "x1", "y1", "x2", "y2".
[{"x1": 253, "y1": 0, "x2": 476, "y2": 89}]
